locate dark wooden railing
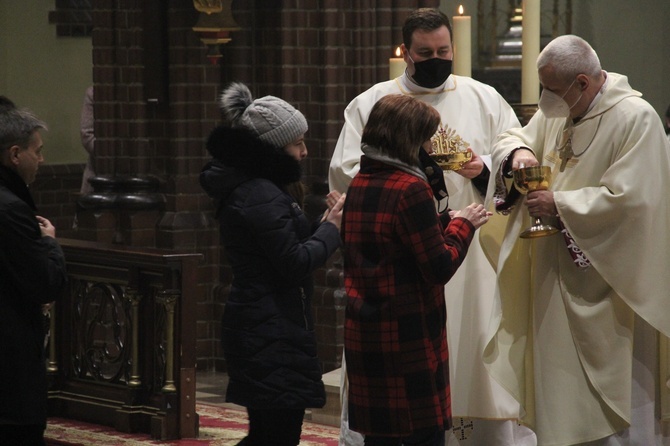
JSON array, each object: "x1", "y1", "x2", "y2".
[{"x1": 46, "y1": 238, "x2": 202, "y2": 440}]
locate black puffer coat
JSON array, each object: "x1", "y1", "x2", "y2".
[{"x1": 200, "y1": 127, "x2": 340, "y2": 409}]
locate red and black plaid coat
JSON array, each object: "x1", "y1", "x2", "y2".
[{"x1": 342, "y1": 156, "x2": 476, "y2": 437}]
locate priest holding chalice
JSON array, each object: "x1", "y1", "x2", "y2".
[{"x1": 483, "y1": 34, "x2": 670, "y2": 445}]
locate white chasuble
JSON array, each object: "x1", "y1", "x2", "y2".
[{"x1": 484, "y1": 72, "x2": 670, "y2": 445}]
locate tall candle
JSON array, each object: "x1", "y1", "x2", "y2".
[
  {"x1": 453, "y1": 5, "x2": 472, "y2": 77},
  {"x1": 521, "y1": 0, "x2": 541, "y2": 104},
  {"x1": 389, "y1": 46, "x2": 406, "y2": 80}
]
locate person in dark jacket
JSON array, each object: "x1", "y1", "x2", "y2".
[
  {"x1": 200, "y1": 82, "x2": 345, "y2": 446},
  {"x1": 341, "y1": 94, "x2": 491, "y2": 446},
  {"x1": 0, "y1": 106, "x2": 67, "y2": 445}
]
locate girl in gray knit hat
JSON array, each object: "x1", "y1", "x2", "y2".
[{"x1": 200, "y1": 83, "x2": 345, "y2": 446}]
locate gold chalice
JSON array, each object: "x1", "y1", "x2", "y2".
[{"x1": 513, "y1": 166, "x2": 559, "y2": 239}]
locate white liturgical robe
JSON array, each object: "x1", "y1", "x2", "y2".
[
  {"x1": 484, "y1": 72, "x2": 670, "y2": 445},
  {"x1": 329, "y1": 71, "x2": 534, "y2": 445}
]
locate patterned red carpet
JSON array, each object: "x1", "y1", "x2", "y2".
[{"x1": 45, "y1": 403, "x2": 339, "y2": 445}]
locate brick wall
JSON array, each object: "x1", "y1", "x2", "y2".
[{"x1": 31, "y1": 164, "x2": 84, "y2": 240}]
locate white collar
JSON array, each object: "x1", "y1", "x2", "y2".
[{"x1": 398, "y1": 72, "x2": 455, "y2": 95}]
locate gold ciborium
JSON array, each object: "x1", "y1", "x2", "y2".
[
  {"x1": 430, "y1": 125, "x2": 472, "y2": 171},
  {"x1": 431, "y1": 151, "x2": 473, "y2": 171},
  {"x1": 513, "y1": 166, "x2": 559, "y2": 239}
]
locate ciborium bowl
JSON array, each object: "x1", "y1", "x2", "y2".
[
  {"x1": 430, "y1": 150, "x2": 472, "y2": 171},
  {"x1": 512, "y1": 165, "x2": 559, "y2": 239}
]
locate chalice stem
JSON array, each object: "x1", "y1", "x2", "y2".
[
  {"x1": 519, "y1": 214, "x2": 559, "y2": 239},
  {"x1": 513, "y1": 165, "x2": 559, "y2": 239}
]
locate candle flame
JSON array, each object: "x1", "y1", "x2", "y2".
[
  {"x1": 395, "y1": 46, "x2": 401, "y2": 57},
  {"x1": 458, "y1": 4, "x2": 464, "y2": 15}
]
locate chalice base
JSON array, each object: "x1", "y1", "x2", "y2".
[{"x1": 520, "y1": 222, "x2": 560, "y2": 239}]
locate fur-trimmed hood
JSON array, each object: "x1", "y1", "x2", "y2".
[{"x1": 200, "y1": 126, "x2": 302, "y2": 202}]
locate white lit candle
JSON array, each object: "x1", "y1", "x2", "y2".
[
  {"x1": 521, "y1": 0, "x2": 541, "y2": 103},
  {"x1": 453, "y1": 5, "x2": 472, "y2": 77},
  {"x1": 389, "y1": 46, "x2": 406, "y2": 80}
]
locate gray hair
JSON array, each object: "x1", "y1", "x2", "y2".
[
  {"x1": 0, "y1": 108, "x2": 47, "y2": 152},
  {"x1": 537, "y1": 35, "x2": 601, "y2": 82}
]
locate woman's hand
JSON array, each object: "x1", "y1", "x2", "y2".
[
  {"x1": 452, "y1": 203, "x2": 491, "y2": 229},
  {"x1": 325, "y1": 190, "x2": 342, "y2": 210},
  {"x1": 321, "y1": 190, "x2": 344, "y2": 223},
  {"x1": 325, "y1": 193, "x2": 346, "y2": 230}
]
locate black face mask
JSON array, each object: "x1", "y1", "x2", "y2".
[{"x1": 411, "y1": 57, "x2": 452, "y2": 89}]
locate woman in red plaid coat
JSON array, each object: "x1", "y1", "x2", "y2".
[{"x1": 341, "y1": 95, "x2": 491, "y2": 446}]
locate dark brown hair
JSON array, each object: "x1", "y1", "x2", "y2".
[
  {"x1": 402, "y1": 8, "x2": 453, "y2": 49},
  {"x1": 362, "y1": 94, "x2": 440, "y2": 166}
]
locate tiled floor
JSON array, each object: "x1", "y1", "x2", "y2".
[
  {"x1": 195, "y1": 369, "x2": 342, "y2": 427},
  {"x1": 195, "y1": 370, "x2": 236, "y2": 408}
]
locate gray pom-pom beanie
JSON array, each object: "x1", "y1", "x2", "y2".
[{"x1": 219, "y1": 82, "x2": 308, "y2": 149}]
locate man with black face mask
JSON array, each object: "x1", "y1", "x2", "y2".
[{"x1": 329, "y1": 7, "x2": 530, "y2": 446}]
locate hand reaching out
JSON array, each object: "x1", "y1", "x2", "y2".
[{"x1": 452, "y1": 203, "x2": 491, "y2": 229}]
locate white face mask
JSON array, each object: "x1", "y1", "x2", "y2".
[{"x1": 538, "y1": 78, "x2": 582, "y2": 119}]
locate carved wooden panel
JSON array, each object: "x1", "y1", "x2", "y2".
[{"x1": 47, "y1": 238, "x2": 202, "y2": 440}]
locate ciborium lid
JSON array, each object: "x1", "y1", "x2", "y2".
[{"x1": 429, "y1": 125, "x2": 472, "y2": 171}]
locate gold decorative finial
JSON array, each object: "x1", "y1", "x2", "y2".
[
  {"x1": 430, "y1": 125, "x2": 472, "y2": 171},
  {"x1": 431, "y1": 125, "x2": 469, "y2": 154}
]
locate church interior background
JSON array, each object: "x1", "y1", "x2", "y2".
[{"x1": 0, "y1": 0, "x2": 669, "y2": 438}]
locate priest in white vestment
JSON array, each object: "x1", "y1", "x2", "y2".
[
  {"x1": 484, "y1": 34, "x2": 670, "y2": 446},
  {"x1": 329, "y1": 8, "x2": 535, "y2": 446}
]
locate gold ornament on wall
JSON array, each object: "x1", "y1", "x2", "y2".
[{"x1": 192, "y1": 0, "x2": 240, "y2": 64}]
